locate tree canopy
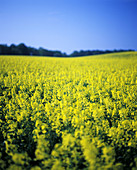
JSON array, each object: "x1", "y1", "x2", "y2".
[{"x1": 0, "y1": 43, "x2": 134, "y2": 57}]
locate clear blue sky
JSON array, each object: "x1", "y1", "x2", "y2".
[{"x1": 0, "y1": 0, "x2": 137, "y2": 54}]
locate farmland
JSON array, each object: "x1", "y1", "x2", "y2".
[{"x1": 0, "y1": 52, "x2": 137, "y2": 169}]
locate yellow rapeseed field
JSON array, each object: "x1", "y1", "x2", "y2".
[{"x1": 0, "y1": 52, "x2": 137, "y2": 169}]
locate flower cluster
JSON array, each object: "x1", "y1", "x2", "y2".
[{"x1": 0, "y1": 52, "x2": 137, "y2": 169}]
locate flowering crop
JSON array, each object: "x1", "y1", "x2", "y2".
[{"x1": 0, "y1": 52, "x2": 137, "y2": 169}]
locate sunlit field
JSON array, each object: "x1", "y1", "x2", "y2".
[{"x1": 0, "y1": 52, "x2": 137, "y2": 169}]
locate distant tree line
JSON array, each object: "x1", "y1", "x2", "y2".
[
  {"x1": 0, "y1": 43, "x2": 134, "y2": 57},
  {"x1": 0, "y1": 43, "x2": 67, "y2": 57}
]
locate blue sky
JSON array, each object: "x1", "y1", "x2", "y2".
[{"x1": 0, "y1": 0, "x2": 137, "y2": 54}]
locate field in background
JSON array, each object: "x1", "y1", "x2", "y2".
[{"x1": 0, "y1": 52, "x2": 137, "y2": 169}]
